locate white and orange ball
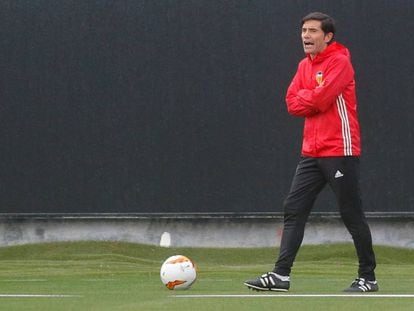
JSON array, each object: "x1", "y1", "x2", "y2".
[{"x1": 160, "y1": 255, "x2": 197, "y2": 290}]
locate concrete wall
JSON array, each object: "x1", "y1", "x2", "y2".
[{"x1": 1, "y1": 215, "x2": 413, "y2": 249}]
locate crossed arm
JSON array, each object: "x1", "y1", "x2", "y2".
[{"x1": 285, "y1": 56, "x2": 353, "y2": 117}]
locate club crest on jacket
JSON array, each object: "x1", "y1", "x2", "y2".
[{"x1": 316, "y1": 71, "x2": 324, "y2": 87}]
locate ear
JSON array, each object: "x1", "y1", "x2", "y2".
[{"x1": 324, "y1": 32, "x2": 334, "y2": 43}]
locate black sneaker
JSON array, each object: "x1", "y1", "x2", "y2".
[
  {"x1": 244, "y1": 272, "x2": 290, "y2": 292},
  {"x1": 344, "y1": 278, "x2": 379, "y2": 292}
]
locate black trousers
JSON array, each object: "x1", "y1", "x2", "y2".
[{"x1": 274, "y1": 156, "x2": 376, "y2": 281}]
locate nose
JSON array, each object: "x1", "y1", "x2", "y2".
[{"x1": 302, "y1": 29, "x2": 310, "y2": 38}]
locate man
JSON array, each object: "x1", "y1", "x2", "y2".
[{"x1": 244, "y1": 12, "x2": 378, "y2": 293}]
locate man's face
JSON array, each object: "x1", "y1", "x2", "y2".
[{"x1": 301, "y1": 20, "x2": 333, "y2": 58}]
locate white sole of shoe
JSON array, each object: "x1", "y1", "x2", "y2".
[{"x1": 244, "y1": 283, "x2": 289, "y2": 292}]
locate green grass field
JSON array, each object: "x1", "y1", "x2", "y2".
[{"x1": 0, "y1": 242, "x2": 413, "y2": 310}]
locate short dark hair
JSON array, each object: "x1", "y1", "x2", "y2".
[{"x1": 302, "y1": 12, "x2": 336, "y2": 42}]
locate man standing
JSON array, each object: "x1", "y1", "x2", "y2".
[{"x1": 244, "y1": 12, "x2": 378, "y2": 293}]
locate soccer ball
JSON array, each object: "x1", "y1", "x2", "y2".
[{"x1": 160, "y1": 255, "x2": 197, "y2": 290}]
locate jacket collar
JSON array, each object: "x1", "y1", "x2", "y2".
[{"x1": 307, "y1": 42, "x2": 350, "y2": 63}]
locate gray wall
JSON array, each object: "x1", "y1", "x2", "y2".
[
  {"x1": 1, "y1": 0, "x2": 413, "y2": 214},
  {"x1": 1, "y1": 215, "x2": 414, "y2": 248}
]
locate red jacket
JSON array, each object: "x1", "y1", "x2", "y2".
[{"x1": 286, "y1": 42, "x2": 361, "y2": 157}]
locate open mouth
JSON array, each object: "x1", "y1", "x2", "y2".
[{"x1": 304, "y1": 41, "x2": 314, "y2": 46}]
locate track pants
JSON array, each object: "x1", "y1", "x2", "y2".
[{"x1": 274, "y1": 156, "x2": 376, "y2": 281}]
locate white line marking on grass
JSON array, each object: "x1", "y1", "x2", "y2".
[
  {"x1": 0, "y1": 279, "x2": 47, "y2": 282},
  {"x1": 81, "y1": 278, "x2": 117, "y2": 282},
  {"x1": 173, "y1": 294, "x2": 414, "y2": 298},
  {"x1": 0, "y1": 294, "x2": 82, "y2": 298}
]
